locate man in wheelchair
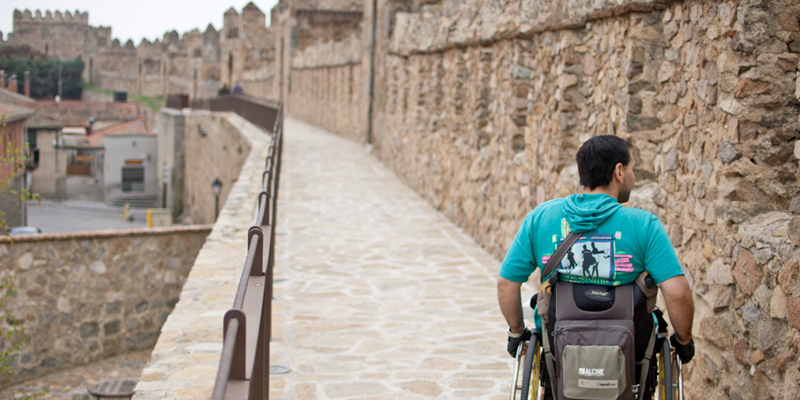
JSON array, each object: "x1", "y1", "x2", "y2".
[{"x1": 497, "y1": 136, "x2": 695, "y2": 400}]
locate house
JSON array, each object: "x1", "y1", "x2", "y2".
[
  {"x1": 89, "y1": 118, "x2": 158, "y2": 206},
  {"x1": 0, "y1": 102, "x2": 35, "y2": 232},
  {"x1": 24, "y1": 98, "x2": 145, "y2": 200}
]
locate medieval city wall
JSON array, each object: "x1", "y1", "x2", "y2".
[
  {"x1": 361, "y1": 1, "x2": 800, "y2": 399},
  {"x1": 0, "y1": 226, "x2": 211, "y2": 388},
  {"x1": 180, "y1": 111, "x2": 254, "y2": 224},
  {"x1": 289, "y1": 34, "x2": 364, "y2": 141}
]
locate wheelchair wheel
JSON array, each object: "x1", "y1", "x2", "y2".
[
  {"x1": 518, "y1": 335, "x2": 541, "y2": 400},
  {"x1": 656, "y1": 338, "x2": 673, "y2": 400}
]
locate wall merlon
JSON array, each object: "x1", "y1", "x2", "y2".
[{"x1": 14, "y1": 9, "x2": 91, "y2": 25}]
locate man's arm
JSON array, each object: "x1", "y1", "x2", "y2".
[
  {"x1": 659, "y1": 275, "x2": 694, "y2": 344},
  {"x1": 497, "y1": 276, "x2": 525, "y2": 332}
]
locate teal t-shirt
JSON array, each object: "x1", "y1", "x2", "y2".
[{"x1": 500, "y1": 193, "x2": 683, "y2": 286}]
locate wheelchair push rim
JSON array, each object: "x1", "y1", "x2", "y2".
[
  {"x1": 509, "y1": 337, "x2": 542, "y2": 400},
  {"x1": 656, "y1": 338, "x2": 684, "y2": 400}
]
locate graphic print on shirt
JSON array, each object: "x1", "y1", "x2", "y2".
[
  {"x1": 559, "y1": 235, "x2": 614, "y2": 280},
  {"x1": 542, "y1": 229, "x2": 633, "y2": 285}
]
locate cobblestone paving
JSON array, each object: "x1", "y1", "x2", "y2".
[{"x1": 268, "y1": 119, "x2": 515, "y2": 399}]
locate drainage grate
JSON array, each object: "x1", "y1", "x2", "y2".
[
  {"x1": 87, "y1": 378, "x2": 137, "y2": 397},
  {"x1": 269, "y1": 365, "x2": 291, "y2": 374}
]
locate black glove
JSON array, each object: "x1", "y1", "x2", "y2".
[
  {"x1": 507, "y1": 327, "x2": 532, "y2": 358},
  {"x1": 670, "y1": 334, "x2": 695, "y2": 364}
]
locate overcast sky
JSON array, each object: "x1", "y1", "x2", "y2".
[{"x1": 1, "y1": 0, "x2": 279, "y2": 45}]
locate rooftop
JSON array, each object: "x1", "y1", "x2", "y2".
[
  {"x1": 0, "y1": 102, "x2": 35, "y2": 123},
  {"x1": 28, "y1": 100, "x2": 142, "y2": 129},
  {"x1": 87, "y1": 118, "x2": 154, "y2": 146},
  {"x1": 0, "y1": 88, "x2": 36, "y2": 108}
]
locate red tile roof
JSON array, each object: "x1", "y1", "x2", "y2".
[
  {"x1": 0, "y1": 88, "x2": 36, "y2": 108},
  {"x1": 28, "y1": 100, "x2": 143, "y2": 129},
  {"x1": 0, "y1": 102, "x2": 35, "y2": 123},
  {"x1": 87, "y1": 118, "x2": 155, "y2": 146}
]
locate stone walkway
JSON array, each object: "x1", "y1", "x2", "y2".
[{"x1": 268, "y1": 118, "x2": 516, "y2": 399}]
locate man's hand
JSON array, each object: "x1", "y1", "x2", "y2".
[
  {"x1": 507, "y1": 327, "x2": 532, "y2": 358},
  {"x1": 670, "y1": 333, "x2": 695, "y2": 364}
]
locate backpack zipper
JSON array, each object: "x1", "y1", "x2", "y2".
[{"x1": 552, "y1": 324, "x2": 634, "y2": 339}]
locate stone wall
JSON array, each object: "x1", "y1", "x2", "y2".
[
  {"x1": 157, "y1": 109, "x2": 186, "y2": 220},
  {"x1": 0, "y1": 226, "x2": 211, "y2": 388},
  {"x1": 289, "y1": 34, "x2": 364, "y2": 141},
  {"x1": 181, "y1": 112, "x2": 253, "y2": 224},
  {"x1": 366, "y1": 1, "x2": 800, "y2": 398}
]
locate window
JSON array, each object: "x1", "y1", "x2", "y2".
[{"x1": 27, "y1": 129, "x2": 37, "y2": 148}]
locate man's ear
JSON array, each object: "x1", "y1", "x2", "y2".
[{"x1": 614, "y1": 163, "x2": 625, "y2": 182}]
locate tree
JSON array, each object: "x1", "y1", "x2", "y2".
[{"x1": 0, "y1": 45, "x2": 84, "y2": 99}]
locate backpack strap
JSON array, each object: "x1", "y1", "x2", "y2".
[
  {"x1": 540, "y1": 231, "x2": 582, "y2": 282},
  {"x1": 538, "y1": 231, "x2": 581, "y2": 400}
]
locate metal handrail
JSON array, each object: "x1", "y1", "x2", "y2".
[{"x1": 195, "y1": 95, "x2": 284, "y2": 400}]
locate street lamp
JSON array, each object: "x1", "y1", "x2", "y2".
[{"x1": 212, "y1": 178, "x2": 222, "y2": 221}]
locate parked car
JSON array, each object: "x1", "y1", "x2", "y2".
[{"x1": 8, "y1": 226, "x2": 42, "y2": 236}]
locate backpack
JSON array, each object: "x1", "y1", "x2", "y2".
[{"x1": 538, "y1": 233, "x2": 656, "y2": 400}]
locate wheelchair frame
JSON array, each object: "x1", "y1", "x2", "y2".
[{"x1": 509, "y1": 330, "x2": 683, "y2": 400}]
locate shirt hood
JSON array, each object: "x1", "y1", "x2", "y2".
[{"x1": 562, "y1": 193, "x2": 621, "y2": 233}]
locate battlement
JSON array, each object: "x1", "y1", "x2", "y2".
[{"x1": 13, "y1": 9, "x2": 90, "y2": 25}]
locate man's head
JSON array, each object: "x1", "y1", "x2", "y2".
[{"x1": 576, "y1": 135, "x2": 635, "y2": 202}]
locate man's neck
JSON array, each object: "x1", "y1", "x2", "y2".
[{"x1": 583, "y1": 186, "x2": 619, "y2": 201}]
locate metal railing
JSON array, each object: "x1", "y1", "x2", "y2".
[
  {"x1": 190, "y1": 94, "x2": 281, "y2": 132},
  {"x1": 193, "y1": 95, "x2": 284, "y2": 400}
]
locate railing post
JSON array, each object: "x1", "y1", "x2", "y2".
[
  {"x1": 248, "y1": 227, "x2": 264, "y2": 277},
  {"x1": 223, "y1": 310, "x2": 247, "y2": 380}
]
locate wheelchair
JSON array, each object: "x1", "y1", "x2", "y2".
[{"x1": 509, "y1": 298, "x2": 684, "y2": 400}]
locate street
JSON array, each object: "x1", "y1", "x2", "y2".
[{"x1": 25, "y1": 199, "x2": 148, "y2": 234}]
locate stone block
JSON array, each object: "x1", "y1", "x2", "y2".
[
  {"x1": 771, "y1": 289, "x2": 787, "y2": 319},
  {"x1": 18, "y1": 253, "x2": 34, "y2": 270},
  {"x1": 627, "y1": 115, "x2": 661, "y2": 132},
  {"x1": 754, "y1": 314, "x2": 787, "y2": 351},
  {"x1": 788, "y1": 296, "x2": 800, "y2": 330},
  {"x1": 512, "y1": 64, "x2": 533, "y2": 80},
  {"x1": 733, "y1": 338, "x2": 750, "y2": 365},
  {"x1": 718, "y1": 139, "x2": 740, "y2": 164},
  {"x1": 789, "y1": 217, "x2": 800, "y2": 247},
  {"x1": 80, "y1": 322, "x2": 99, "y2": 339},
  {"x1": 702, "y1": 316, "x2": 736, "y2": 349},
  {"x1": 778, "y1": 257, "x2": 799, "y2": 296},
  {"x1": 734, "y1": 79, "x2": 773, "y2": 99},
  {"x1": 733, "y1": 248, "x2": 763, "y2": 297},
  {"x1": 700, "y1": 284, "x2": 732, "y2": 311},
  {"x1": 135, "y1": 300, "x2": 149, "y2": 313},
  {"x1": 104, "y1": 320, "x2": 121, "y2": 335}
]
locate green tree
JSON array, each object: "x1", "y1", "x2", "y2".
[{"x1": 0, "y1": 45, "x2": 84, "y2": 99}]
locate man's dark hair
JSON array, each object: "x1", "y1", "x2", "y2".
[{"x1": 576, "y1": 135, "x2": 632, "y2": 189}]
